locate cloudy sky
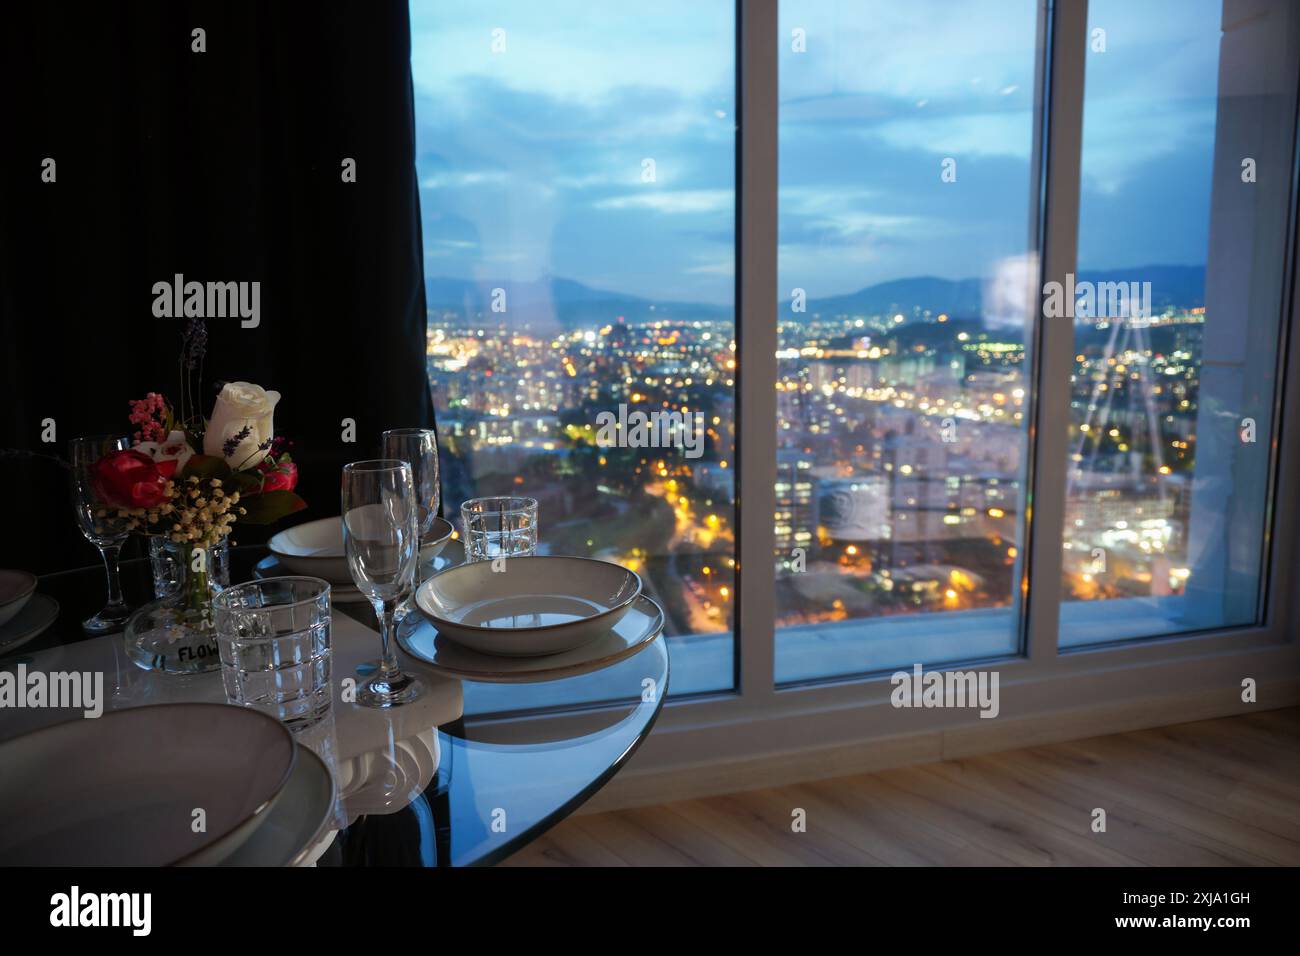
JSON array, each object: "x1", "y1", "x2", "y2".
[{"x1": 409, "y1": 0, "x2": 1221, "y2": 306}]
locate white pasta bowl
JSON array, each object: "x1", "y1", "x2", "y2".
[
  {"x1": 420, "y1": 516, "x2": 455, "y2": 560},
  {"x1": 0, "y1": 570, "x2": 37, "y2": 628},
  {"x1": 414, "y1": 556, "x2": 642, "y2": 657},
  {"x1": 268, "y1": 516, "x2": 351, "y2": 583}
]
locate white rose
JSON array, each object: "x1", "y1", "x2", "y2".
[
  {"x1": 203, "y1": 381, "x2": 281, "y2": 470},
  {"x1": 136, "y1": 429, "x2": 196, "y2": 474}
]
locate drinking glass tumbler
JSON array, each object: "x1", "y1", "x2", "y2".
[
  {"x1": 212, "y1": 576, "x2": 332, "y2": 731},
  {"x1": 460, "y1": 496, "x2": 539, "y2": 563}
]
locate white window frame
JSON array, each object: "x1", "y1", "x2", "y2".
[
  {"x1": 451, "y1": 0, "x2": 1300, "y2": 807},
  {"x1": 573, "y1": 0, "x2": 1300, "y2": 808}
]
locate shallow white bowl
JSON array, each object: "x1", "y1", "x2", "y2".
[
  {"x1": 0, "y1": 703, "x2": 296, "y2": 866},
  {"x1": 272, "y1": 515, "x2": 455, "y2": 586},
  {"x1": 420, "y1": 516, "x2": 455, "y2": 561},
  {"x1": 269, "y1": 517, "x2": 351, "y2": 583},
  {"x1": 0, "y1": 570, "x2": 37, "y2": 628},
  {"x1": 415, "y1": 556, "x2": 642, "y2": 657},
  {"x1": 219, "y1": 745, "x2": 336, "y2": 867}
]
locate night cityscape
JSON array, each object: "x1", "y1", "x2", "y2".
[{"x1": 425, "y1": 277, "x2": 1207, "y2": 639}]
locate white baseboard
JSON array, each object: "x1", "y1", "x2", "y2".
[{"x1": 577, "y1": 679, "x2": 1300, "y2": 814}]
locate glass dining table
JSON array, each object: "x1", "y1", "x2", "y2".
[{"x1": 0, "y1": 542, "x2": 668, "y2": 866}]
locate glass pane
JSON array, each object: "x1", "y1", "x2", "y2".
[
  {"x1": 409, "y1": 2, "x2": 737, "y2": 694},
  {"x1": 1059, "y1": 0, "x2": 1299, "y2": 647},
  {"x1": 775, "y1": 1, "x2": 1041, "y2": 683}
]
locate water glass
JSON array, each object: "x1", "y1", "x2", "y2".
[
  {"x1": 460, "y1": 496, "x2": 539, "y2": 562},
  {"x1": 212, "y1": 577, "x2": 332, "y2": 731}
]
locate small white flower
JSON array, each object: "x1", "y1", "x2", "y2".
[{"x1": 136, "y1": 429, "x2": 196, "y2": 473}]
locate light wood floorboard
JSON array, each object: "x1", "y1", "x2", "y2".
[{"x1": 502, "y1": 709, "x2": 1300, "y2": 867}]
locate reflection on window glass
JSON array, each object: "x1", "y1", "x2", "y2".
[
  {"x1": 775, "y1": 1, "x2": 1040, "y2": 683},
  {"x1": 1060, "y1": 0, "x2": 1298, "y2": 647},
  {"x1": 409, "y1": 2, "x2": 736, "y2": 695}
]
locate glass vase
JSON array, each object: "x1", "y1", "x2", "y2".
[{"x1": 125, "y1": 538, "x2": 231, "y2": 674}]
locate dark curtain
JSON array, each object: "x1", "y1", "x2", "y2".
[{"x1": 0, "y1": 1, "x2": 433, "y2": 573}]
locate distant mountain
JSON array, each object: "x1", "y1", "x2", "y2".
[
  {"x1": 793, "y1": 265, "x2": 1206, "y2": 321},
  {"x1": 426, "y1": 265, "x2": 1207, "y2": 328},
  {"x1": 425, "y1": 275, "x2": 729, "y2": 328},
  {"x1": 801, "y1": 276, "x2": 985, "y2": 320}
]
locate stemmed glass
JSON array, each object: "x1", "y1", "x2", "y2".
[
  {"x1": 381, "y1": 427, "x2": 441, "y2": 549},
  {"x1": 69, "y1": 436, "x2": 134, "y2": 633},
  {"x1": 341, "y1": 460, "x2": 425, "y2": 708}
]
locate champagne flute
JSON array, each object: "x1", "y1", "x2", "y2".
[
  {"x1": 69, "y1": 435, "x2": 134, "y2": 633},
  {"x1": 341, "y1": 460, "x2": 425, "y2": 707},
  {"x1": 381, "y1": 427, "x2": 441, "y2": 542}
]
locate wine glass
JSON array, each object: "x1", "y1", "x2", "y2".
[
  {"x1": 69, "y1": 435, "x2": 134, "y2": 633},
  {"x1": 381, "y1": 428, "x2": 441, "y2": 544},
  {"x1": 341, "y1": 460, "x2": 425, "y2": 708}
]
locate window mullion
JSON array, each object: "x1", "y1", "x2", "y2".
[
  {"x1": 736, "y1": 0, "x2": 779, "y2": 700},
  {"x1": 1025, "y1": 0, "x2": 1088, "y2": 662}
]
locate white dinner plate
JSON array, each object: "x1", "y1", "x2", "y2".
[
  {"x1": 414, "y1": 555, "x2": 642, "y2": 657},
  {"x1": 399, "y1": 593, "x2": 664, "y2": 683},
  {"x1": 0, "y1": 703, "x2": 296, "y2": 866},
  {"x1": 0, "y1": 593, "x2": 59, "y2": 655},
  {"x1": 219, "y1": 744, "x2": 337, "y2": 867},
  {"x1": 254, "y1": 555, "x2": 369, "y2": 605}
]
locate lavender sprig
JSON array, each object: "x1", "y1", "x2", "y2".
[
  {"x1": 232, "y1": 437, "x2": 274, "y2": 472},
  {"x1": 221, "y1": 426, "x2": 252, "y2": 460},
  {"x1": 182, "y1": 317, "x2": 208, "y2": 371}
]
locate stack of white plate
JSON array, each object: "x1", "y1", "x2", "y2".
[
  {"x1": 262, "y1": 515, "x2": 454, "y2": 603},
  {"x1": 403, "y1": 555, "x2": 664, "y2": 682},
  {"x1": 0, "y1": 703, "x2": 336, "y2": 866}
]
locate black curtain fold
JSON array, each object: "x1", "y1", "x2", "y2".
[{"x1": 1, "y1": 0, "x2": 433, "y2": 572}]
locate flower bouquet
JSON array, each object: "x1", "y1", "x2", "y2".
[{"x1": 89, "y1": 321, "x2": 307, "y2": 673}]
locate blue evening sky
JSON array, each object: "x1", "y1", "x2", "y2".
[{"x1": 409, "y1": 0, "x2": 1220, "y2": 307}]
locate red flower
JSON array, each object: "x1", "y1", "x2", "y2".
[
  {"x1": 90, "y1": 449, "x2": 171, "y2": 510},
  {"x1": 255, "y1": 458, "x2": 298, "y2": 494}
]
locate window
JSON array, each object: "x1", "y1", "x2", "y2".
[
  {"x1": 1060, "y1": 0, "x2": 1300, "y2": 646},
  {"x1": 774, "y1": 0, "x2": 1041, "y2": 682},
  {"x1": 408, "y1": 2, "x2": 1300, "y2": 731},
  {"x1": 410, "y1": 1, "x2": 737, "y2": 695}
]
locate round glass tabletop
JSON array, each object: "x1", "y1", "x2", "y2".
[{"x1": 0, "y1": 544, "x2": 669, "y2": 866}]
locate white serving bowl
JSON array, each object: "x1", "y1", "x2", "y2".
[
  {"x1": 415, "y1": 555, "x2": 642, "y2": 657},
  {"x1": 268, "y1": 517, "x2": 351, "y2": 583},
  {"x1": 0, "y1": 570, "x2": 37, "y2": 628}
]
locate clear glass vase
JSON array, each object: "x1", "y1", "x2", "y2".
[{"x1": 125, "y1": 538, "x2": 231, "y2": 674}]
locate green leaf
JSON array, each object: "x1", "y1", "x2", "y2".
[
  {"x1": 237, "y1": 490, "x2": 307, "y2": 525},
  {"x1": 180, "y1": 454, "x2": 233, "y2": 481}
]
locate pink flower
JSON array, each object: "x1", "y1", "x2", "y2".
[{"x1": 128, "y1": 392, "x2": 170, "y2": 445}]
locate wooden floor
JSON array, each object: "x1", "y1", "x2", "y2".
[{"x1": 503, "y1": 708, "x2": 1300, "y2": 866}]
